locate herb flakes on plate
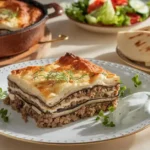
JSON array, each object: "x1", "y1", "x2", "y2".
[{"x1": 0, "y1": 88, "x2": 9, "y2": 123}]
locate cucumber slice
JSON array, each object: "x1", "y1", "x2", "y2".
[
  {"x1": 129, "y1": 0, "x2": 149, "y2": 14},
  {"x1": 85, "y1": 14, "x2": 97, "y2": 24}
]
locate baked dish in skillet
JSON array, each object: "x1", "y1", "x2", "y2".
[
  {"x1": 0, "y1": 0, "x2": 43, "y2": 31},
  {"x1": 5, "y1": 53, "x2": 120, "y2": 128}
]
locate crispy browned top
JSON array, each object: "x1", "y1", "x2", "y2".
[
  {"x1": 58, "y1": 53, "x2": 103, "y2": 74},
  {"x1": 0, "y1": 0, "x2": 43, "y2": 28},
  {"x1": 10, "y1": 53, "x2": 120, "y2": 99},
  {"x1": 11, "y1": 53, "x2": 117, "y2": 78}
]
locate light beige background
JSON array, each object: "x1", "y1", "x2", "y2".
[{"x1": 0, "y1": 0, "x2": 150, "y2": 149}]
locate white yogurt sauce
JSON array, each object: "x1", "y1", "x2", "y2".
[{"x1": 111, "y1": 92, "x2": 150, "y2": 126}]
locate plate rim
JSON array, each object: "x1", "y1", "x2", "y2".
[
  {"x1": 116, "y1": 48, "x2": 150, "y2": 73},
  {"x1": 0, "y1": 58, "x2": 150, "y2": 145},
  {"x1": 0, "y1": 124, "x2": 149, "y2": 146}
]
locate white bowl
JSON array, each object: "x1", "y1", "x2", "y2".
[{"x1": 68, "y1": 16, "x2": 150, "y2": 34}]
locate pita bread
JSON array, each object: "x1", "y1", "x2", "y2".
[
  {"x1": 117, "y1": 30, "x2": 150, "y2": 66},
  {"x1": 138, "y1": 26, "x2": 150, "y2": 32}
]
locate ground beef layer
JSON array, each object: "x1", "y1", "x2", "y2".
[
  {"x1": 4, "y1": 97, "x2": 118, "y2": 128},
  {"x1": 8, "y1": 80, "x2": 120, "y2": 112}
]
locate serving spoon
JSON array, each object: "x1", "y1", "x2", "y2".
[{"x1": 39, "y1": 34, "x2": 69, "y2": 44}]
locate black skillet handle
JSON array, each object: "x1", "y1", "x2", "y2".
[{"x1": 44, "y1": 3, "x2": 63, "y2": 19}]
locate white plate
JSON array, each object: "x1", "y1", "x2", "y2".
[
  {"x1": 68, "y1": 17, "x2": 150, "y2": 34},
  {"x1": 0, "y1": 58, "x2": 150, "y2": 145}
]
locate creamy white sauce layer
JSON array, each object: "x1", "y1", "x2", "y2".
[
  {"x1": 52, "y1": 97, "x2": 116, "y2": 118},
  {"x1": 9, "y1": 92, "x2": 117, "y2": 118},
  {"x1": 32, "y1": 106, "x2": 42, "y2": 115},
  {"x1": 9, "y1": 93, "x2": 15, "y2": 101},
  {"x1": 111, "y1": 92, "x2": 150, "y2": 126},
  {"x1": 8, "y1": 74, "x2": 119, "y2": 107},
  {"x1": 10, "y1": 85, "x2": 116, "y2": 113},
  {"x1": 14, "y1": 94, "x2": 41, "y2": 114}
]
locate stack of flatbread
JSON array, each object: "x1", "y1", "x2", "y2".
[{"x1": 117, "y1": 26, "x2": 150, "y2": 67}]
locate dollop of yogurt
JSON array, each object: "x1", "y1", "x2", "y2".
[{"x1": 111, "y1": 92, "x2": 150, "y2": 126}]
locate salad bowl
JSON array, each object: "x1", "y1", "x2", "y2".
[
  {"x1": 66, "y1": 0, "x2": 150, "y2": 33},
  {"x1": 67, "y1": 16, "x2": 150, "y2": 34}
]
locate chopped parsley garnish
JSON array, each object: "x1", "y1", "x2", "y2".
[
  {"x1": 96, "y1": 106, "x2": 116, "y2": 127},
  {"x1": 0, "y1": 9, "x2": 17, "y2": 20},
  {"x1": 119, "y1": 74, "x2": 141, "y2": 97},
  {"x1": 33, "y1": 69, "x2": 88, "y2": 83},
  {"x1": 0, "y1": 88, "x2": 10, "y2": 123},
  {"x1": 0, "y1": 88, "x2": 7, "y2": 100},
  {"x1": 96, "y1": 74, "x2": 142, "y2": 127},
  {"x1": 46, "y1": 71, "x2": 69, "y2": 82},
  {"x1": 108, "y1": 106, "x2": 116, "y2": 112},
  {"x1": 119, "y1": 80, "x2": 123, "y2": 84},
  {"x1": 119, "y1": 74, "x2": 142, "y2": 97},
  {"x1": 119, "y1": 85, "x2": 131, "y2": 97},
  {"x1": 0, "y1": 108, "x2": 9, "y2": 123},
  {"x1": 132, "y1": 74, "x2": 142, "y2": 88},
  {"x1": 33, "y1": 67, "x2": 44, "y2": 79},
  {"x1": 96, "y1": 116, "x2": 100, "y2": 121},
  {"x1": 119, "y1": 86, "x2": 127, "y2": 97}
]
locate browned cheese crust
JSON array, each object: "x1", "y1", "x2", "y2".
[{"x1": 0, "y1": 0, "x2": 43, "y2": 28}]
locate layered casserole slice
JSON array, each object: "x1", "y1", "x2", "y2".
[
  {"x1": 5, "y1": 53, "x2": 120, "y2": 128},
  {"x1": 0, "y1": 0, "x2": 43, "y2": 31}
]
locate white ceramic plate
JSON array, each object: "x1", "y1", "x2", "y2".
[
  {"x1": 0, "y1": 58, "x2": 150, "y2": 145},
  {"x1": 68, "y1": 17, "x2": 150, "y2": 34}
]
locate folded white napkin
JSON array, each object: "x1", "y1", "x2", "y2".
[{"x1": 112, "y1": 92, "x2": 150, "y2": 125}]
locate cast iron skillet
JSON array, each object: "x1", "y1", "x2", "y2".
[{"x1": 0, "y1": 0, "x2": 63, "y2": 58}]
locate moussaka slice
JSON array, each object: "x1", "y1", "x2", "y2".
[
  {"x1": 0, "y1": 0, "x2": 43, "y2": 31},
  {"x1": 5, "y1": 53, "x2": 120, "y2": 128}
]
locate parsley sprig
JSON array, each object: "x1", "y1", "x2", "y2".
[
  {"x1": 0, "y1": 88, "x2": 10, "y2": 122},
  {"x1": 96, "y1": 74, "x2": 142, "y2": 127},
  {"x1": 132, "y1": 74, "x2": 142, "y2": 88},
  {"x1": 33, "y1": 69, "x2": 87, "y2": 83},
  {"x1": 0, "y1": 88, "x2": 7, "y2": 99},
  {"x1": 119, "y1": 74, "x2": 142, "y2": 97},
  {"x1": 0, "y1": 108, "x2": 9, "y2": 123},
  {"x1": 96, "y1": 106, "x2": 116, "y2": 127},
  {"x1": 119, "y1": 86, "x2": 131, "y2": 97},
  {"x1": 46, "y1": 71, "x2": 69, "y2": 82},
  {"x1": 33, "y1": 67, "x2": 44, "y2": 79},
  {"x1": 0, "y1": 9, "x2": 17, "y2": 20}
]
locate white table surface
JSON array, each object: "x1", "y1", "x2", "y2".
[{"x1": 0, "y1": 0, "x2": 150, "y2": 150}]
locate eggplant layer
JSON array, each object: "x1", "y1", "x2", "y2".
[
  {"x1": 5, "y1": 96, "x2": 118, "y2": 128},
  {"x1": 8, "y1": 80, "x2": 120, "y2": 114}
]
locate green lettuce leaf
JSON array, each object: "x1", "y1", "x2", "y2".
[
  {"x1": 85, "y1": 0, "x2": 131, "y2": 26},
  {"x1": 91, "y1": 0, "x2": 116, "y2": 25},
  {"x1": 65, "y1": 0, "x2": 89, "y2": 22}
]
